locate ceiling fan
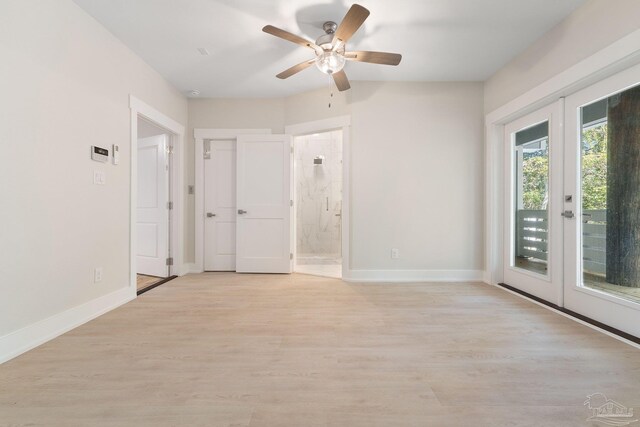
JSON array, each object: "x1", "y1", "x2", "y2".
[{"x1": 262, "y1": 4, "x2": 402, "y2": 91}]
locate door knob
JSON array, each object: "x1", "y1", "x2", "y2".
[
  {"x1": 237, "y1": 209, "x2": 247, "y2": 214},
  {"x1": 206, "y1": 212, "x2": 216, "y2": 218},
  {"x1": 561, "y1": 210, "x2": 575, "y2": 219}
]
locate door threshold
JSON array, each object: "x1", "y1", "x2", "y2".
[
  {"x1": 497, "y1": 283, "x2": 640, "y2": 346},
  {"x1": 295, "y1": 265, "x2": 342, "y2": 279},
  {"x1": 137, "y1": 275, "x2": 177, "y2": 296}
]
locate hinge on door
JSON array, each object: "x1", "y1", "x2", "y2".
[
  {"x1": 167, "y1": 201, "x2": 173, "y2": 210},
  {"x1": 166, "y1": 145, "x2": 174, "y2": 155},
  {"x1": 290, "y1": 146, "x2": 294, "y2": 154},
  {"x1": 290, "y1": 253, "x2": 293, "y2": 260},
  {"x1": 290, "y1": 199, "x2": 293, "y2": 207},
  {"x1": 166, "y1": 257, "x2": 173, "y2": 266}
]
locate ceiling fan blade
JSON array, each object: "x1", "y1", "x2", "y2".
[
  {"x1": 276, "y1": 59, "x2": 316, "y2": 79},
  {"x1": 262, "y1": 25, "x2": 321, "y2": 52},
  {"x1": 332, "y1": 4, "x2": 370, "y2": 47},
  {"x1": 344, "y1": 51, "x2": 402, "y2": 66},
  {"x1": 332, "y1": 70, "x2": 351, "y2": 91}
]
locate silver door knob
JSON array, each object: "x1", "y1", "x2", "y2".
[
  {"x1": 206, "y1": 212, "x2": 216, "y2": 218},
  {"x1": 237, "y1": 209, "x2": 247, "y2": 215},
  {"x1": 561, "y1": 210, "x2": 575, "y2": 219}
]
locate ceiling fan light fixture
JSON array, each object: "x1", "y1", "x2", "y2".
[
  {"x1": 263, "y1": 4, "x2": 400, "y2": 91},
  {"x1": 315, "y1": 50, "x2": 346, "y2": 74}
]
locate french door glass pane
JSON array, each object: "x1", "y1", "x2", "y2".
[
  {"x1": 580, "y1": 84, "x2": 640, "y2": 303},
  {"x1": 513, "y1": 121, "x2": 549, "y2": 275}
]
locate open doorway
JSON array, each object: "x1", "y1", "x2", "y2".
[
  {"x1": 135, "y1": 117, "x2": 175, "y2": 294},
  {"x1": 294, "y1": 130, "x2": 343, "y2": 278}
]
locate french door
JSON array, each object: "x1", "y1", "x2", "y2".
[
  {"x1": 503, "y1": 101, "x2": 564, "y2": 305},
  {"x1": 563, "y1": 63, "x2": 640, "y2": 338},
  {"x1": 504, "y1": 64, "x2": 640, "y2": 339}
]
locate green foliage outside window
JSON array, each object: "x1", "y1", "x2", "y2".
[
  {"x1": 520, "y1": 123, "x2": 607, "y2": 211},
  {"x1": 581, "y1": 124, "x2": 607, "y2": 210}
]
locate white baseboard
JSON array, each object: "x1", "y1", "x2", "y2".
[
  {"x1": 182, "y1": 263, "x2": 202, "y2": 274},
  {"x1": 343, "y1": 269, "x2": 485, "y2": 283},
  {"x1": 0, "y1": 286, "x2": 135, "y2": 364}
]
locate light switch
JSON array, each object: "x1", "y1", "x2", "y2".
[{"x1": 93, "y1": 170, "x2": 106, "y2": 185}]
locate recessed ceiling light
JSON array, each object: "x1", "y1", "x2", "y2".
[
  {"x1": 197, "y1": 48, "x2": 210, "y2": 56},
  {"x1": 190, "y1": 90, "x2": 200, "y2": 96}
]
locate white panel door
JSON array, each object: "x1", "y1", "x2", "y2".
[
  {"x1": 236, "y1": 134, "x2": 292, "y2": 273},
  {"x1": 503, "y1": 101, "x2": 564, "y2": 305},
  {"x1": 137, "y1": 135, "x2": 169, "y2": 277},
  {"x1": 204, "y1": 140, "x2": 236, "y2": 271}
]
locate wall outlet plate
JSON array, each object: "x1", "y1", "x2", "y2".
[
  {"x1": 94, "y1": 267, "x2": 103, "y2": 283},
  {"x1": 391, "y1": 248, "x2": 400, "y2": 259}
]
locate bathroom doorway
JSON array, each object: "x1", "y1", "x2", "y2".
[{"x1": 293, "y1": 130, "x2": 343, "y2": 278}]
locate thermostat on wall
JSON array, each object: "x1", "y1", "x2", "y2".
[{"x1": 91, "y1": 146, "x2": 109, "y2": 162}]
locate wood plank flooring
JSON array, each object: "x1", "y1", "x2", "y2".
[
  {"x1": 1, "y1": 272, "x2": 639, "y2": 426},
  {"x1": 136, "y1": 274, "x2": 164, "y2": 292}
]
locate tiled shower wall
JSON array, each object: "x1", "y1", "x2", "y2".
[{"x1": 295, "y1": 130, "x2": 342, "y2": 259}]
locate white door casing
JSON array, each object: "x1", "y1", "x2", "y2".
[
  {"x1": 503, "y1": 101, "x2": 564, "y2": 305},
  {"x1": 204, "y1": 140, "x2": 236, "y2": 271},
  {"x1": 136, "y1": 135, "x2": 169, "y2": 277},
  {"x1": 235, "y1": 134, "x2": 293, "y2": 273}
]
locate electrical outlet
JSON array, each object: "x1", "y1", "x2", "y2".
[
  {"x1": 391, "y1": 248, "x2": 399, "y2": 259},
  {"x1": 94, "y1": 267, "x2": 103, "y2": 283}
]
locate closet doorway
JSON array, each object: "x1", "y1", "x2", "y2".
[{"x1": 293, "y1": 130, "x2": 343, "y2": 278}]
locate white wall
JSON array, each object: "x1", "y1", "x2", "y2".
[
  {"x1": 188, "y1": 81, "x2": 485, "y2": 278},
  {"x1": 349, "y1": 82, "x2": 484, "y2": 273},
  {"x1": 0, "y1": 0, "x2": 187, "y2": 345},
  {"x1": 484, "y1": 0, "x2": 640, "y2": 112}
]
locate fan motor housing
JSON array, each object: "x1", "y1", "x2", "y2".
[{"x1": 316, "y1": 21, "x2": 339, "y2": 50}]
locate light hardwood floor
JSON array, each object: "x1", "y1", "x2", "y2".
[
  {"x1": 136, "y1": 274, "x2": 164, "y2": 292},
  {"x1": 1, "y1": 273, "x2": 639, "y2": 426}
]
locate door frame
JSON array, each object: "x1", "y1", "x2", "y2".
[
  {"x1": 129, "y1": 95, "x2": 185, "y2": 296},
  {"x1": 194, "y1": 128, "x2": 272, "y2": 273},
  {"x1": 285, "y1": 115, "x2": 351, "y2": 278}
]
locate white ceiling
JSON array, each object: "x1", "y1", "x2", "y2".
[{"x1": 73, "y1": 0, "x2": 586, "y2": 98}]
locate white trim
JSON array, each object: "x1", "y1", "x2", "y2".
[
  {"x1": 486, "y1": 28, "x2": 640, "y2": 124},
  {"x1": 285, "y1": 115, "x2": 351, "y2": 136},
  {"x1": 344, "y1": 269, "x2": 485, "y2": 283},
  {"x1": 285, "y1": 116, "x2": 351, "y2": 279},
  {"x1": 0, "y1": 287, "x2": 134, "y2": 364},
  {"x1": 182, "y1": 263, "x2": 200, "y2": 274},
  {"x1": 130, "y1": 96, "x2": 186, "y2": 287},
  {"x1": 493, "y1": 284, "x2": 640, "y2": 350},
  {"x1": 485, "y1": 28, "x2": 640, "y2": 288},
  {"x1": 193, "y1": 128, "x2": 272, "y2": 273}
]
